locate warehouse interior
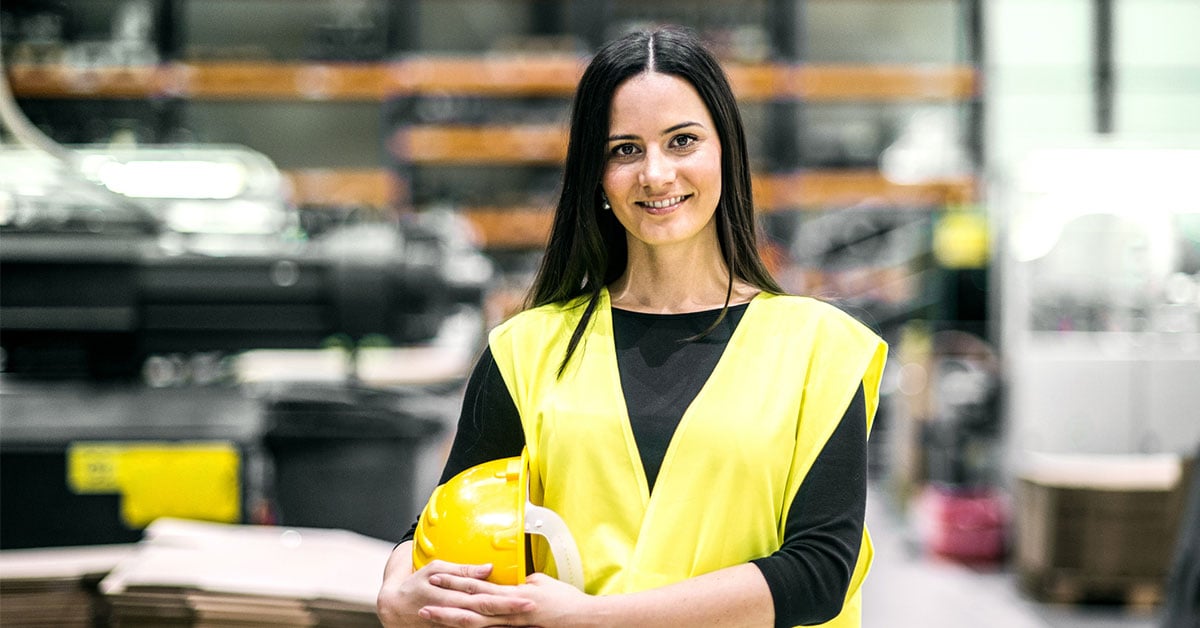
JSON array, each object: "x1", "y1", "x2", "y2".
[{"x1": 1, "y1": 1, "x2": 1198, "y2": 626}]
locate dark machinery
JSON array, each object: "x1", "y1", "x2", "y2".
[
  {"x1": 0, "y1": 145, "x2": 492, "y2": 379},
  {"x1": 0, "y1": 144, "x2": 487, "y2": 548}
]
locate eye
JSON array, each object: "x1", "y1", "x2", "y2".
[
  {"x1": 609, "y1": 143, "x2": 640, "y2": 158},
  {"x1": 669, "y1": 134, "x2": 698, "y2": 149}
]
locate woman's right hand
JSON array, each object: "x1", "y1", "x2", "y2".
[{"x1": 376, "y1": 542, "x2": 535, "y2": 627}]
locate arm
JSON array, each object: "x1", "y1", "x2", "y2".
[
  {"x1": 420, "y1": 562, "x2": 772, "y2": 628},
  {"x1": 397, "y1": 347, "x2": 526, "y2": 544},
  {"x1": 751, "y1": 383, "x2": 868, "y2": 626},
  {"x1": 548, "y1": 562, "x2": 774, "y2": 627}
]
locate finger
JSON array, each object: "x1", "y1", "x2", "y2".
[
  {"x1": 419, "y1": 605, "x2": 529, "y2": 627},
  {"x1": 457, "y1": 563, "x2": 493, "y2": 580},
  {"x1": 428, "y1": 573, "x2": 505, "y2": 595},
  {"x1": 425, "y1": 561, "x2": 494, "y2": 581},
  {"x1": 473, "y1": 594, "x2": 535, "y2": 617},
  {"x1": 419, "y1": 605, "x2": 480, "y2": 627},
  {"x1": 423, "y1": 586, "x2": 534, "y2": 617}
]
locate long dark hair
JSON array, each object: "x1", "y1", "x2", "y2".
[{"x1": 527, "y1": 26, "x2": 782, "y2": 375}]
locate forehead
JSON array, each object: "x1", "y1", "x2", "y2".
[{"x1": 608, "y1": 71, "x2": 715, "y2": 133}]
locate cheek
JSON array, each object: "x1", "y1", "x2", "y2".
[
  {"x1": 602, "y1": 163, "x2": 636, "y2": 195},
  {"x1": 705, "y1": 149, "x2": 723, "y2": 184},
  {"x1": 694, "y1": 150, "x2": 723, "y2": 198}
]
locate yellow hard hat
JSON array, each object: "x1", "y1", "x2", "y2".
[{"x1": 412, "y1": 450, "x2": 583, "y2": 588}]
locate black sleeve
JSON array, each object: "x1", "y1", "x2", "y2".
[
  {"x1": 750, "y1": 383, "x2": 868, "y2": 627},
  {"x1": 398, "y1": 346, "x2": 526, "y2": 544}
]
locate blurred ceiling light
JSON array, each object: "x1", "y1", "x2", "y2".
[
  {"x1": 1165, "y1": 272, "x2": 1198, "y2": 305},
  {"x1": 0, "y1": 191, "x2": 13, "y2": 226},
  {"x1": 98, "y1": 160, "x2": 248, "y2": 199},
  {"x1": 1009, "y1": 196, "x2": 1067, "y2": 263},
  {"x1": 165, "y1": 199, "x2": 282, "y2": 234},
  {"x1": 880, "y1": 111, "x2": 972, "y2": 185},
  {"x1": 1010, "y1": 146, "x2": 1200, "y2": 263}
]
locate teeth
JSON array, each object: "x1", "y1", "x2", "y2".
[{"x1": 643, "y1": 195, "x2": 686, "y2": 209}]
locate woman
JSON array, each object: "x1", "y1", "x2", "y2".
[{"x1": 377, "y1": 26, "x2": 886, "y2": 628}]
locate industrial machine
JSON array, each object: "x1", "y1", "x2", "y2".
[{"x1": 0, "y1": 144, "x2": 492, "y2": 379}]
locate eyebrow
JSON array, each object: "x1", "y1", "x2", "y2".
[{"x1": 607, "y1": 121, "x2": 702, "y2": 142}]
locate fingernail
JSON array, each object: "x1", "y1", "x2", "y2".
[
  {"x1": 418, "y1": 608, "x2": 431, "y2": 619},
  {"x1": 475, "y1": 563, "x2": 492, "y2": 575},
  {"x1": 428, "y1": 575, "x2": 441, "y2": 586}
]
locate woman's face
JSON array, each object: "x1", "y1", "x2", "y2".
[{"x1": 601, "y1": 71, "x2": 722, "y2": 251}]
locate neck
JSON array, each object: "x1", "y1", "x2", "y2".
[{"x1": 609, "y1": 235, "x2": 753, "y2": 314}]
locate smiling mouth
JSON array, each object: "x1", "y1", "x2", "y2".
[{"x1": 636, "y1": 194, "x2": 692, "y2": 210}]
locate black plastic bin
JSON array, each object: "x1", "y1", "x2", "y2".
[{"x1": 261, "y1": 384, "x2": 444, "y2": 543}]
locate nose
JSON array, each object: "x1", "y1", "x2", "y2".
[{"x1": 638, "y1": 146, "x2": 675, "y2": 190}]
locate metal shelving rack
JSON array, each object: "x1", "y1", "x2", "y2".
[{"x1": 3, "y1": 0, "x2": 987, "y2": 325}]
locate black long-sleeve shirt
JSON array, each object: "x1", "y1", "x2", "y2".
[{"x1": 404, "y1": 304, "x2": 868, "y2": 627}]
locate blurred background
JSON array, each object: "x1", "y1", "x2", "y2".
[{"x1": 0, "y1": 1, "x2": 1198, "y2": 627}]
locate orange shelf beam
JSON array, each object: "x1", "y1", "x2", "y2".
[
  {"x1": 389, "y1": 56, "x2": 585, "y2": 97},
  {"x1": 724, "y1": 64, "x2": 792, "y2": 102},
  {"x1": 793, "y1": 65, "x2": 978, "y2": 101},
  {"x1": 754, "y1": 170, "x2": 977, "y2": 209},
  {"x1": 283, "y1": 168, "x2": 398, "y2": 208},
  {"x1": 168, "y1": 62, "x2": 390, "y2": 100},
  {"x1": 461, "y1": 206, "x2": 554, "y2": 249},
  {"x1": 4, "y1": 62, "x2": 392, "y2": 101},
  {"x1": 391, "y1": 124, "x2": 568, "y2": 165},
  {"x1": 7, "y1": 61, "x2": 977, "y2": 102},
  {"x1": 4, "y1": 64, "x2": 160, "y2": 98}
]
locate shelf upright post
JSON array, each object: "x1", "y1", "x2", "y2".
[
  {"x1": 155, "y1": 0, "x2": 186, "y2": 143},
  {"x1": 766, "y1": 0, "x2": 803, "y2": 174},
  {"x1": 768, "y1": 0, "x2": 802, "y2": 61},
  {"x1": 387, "y1": 0, "x2": 420, "y2": 55},
  {"x1": 963, "y1": 0, "x2": 985, "y2": 172},
  {"x1": 567, "y1": 0, "x2": 610, "y2": 52},
  {"x1": 1093, "y1": 0, "x2": 1115, "y2": 134},
  {"x1": 159, "y1": 0, "x2": 182, "y2": 61},
  {"x1": 531, "y1": 0, "x2": 566, "y2": 39}
]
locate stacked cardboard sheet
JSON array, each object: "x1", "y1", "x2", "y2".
[
  {"x1": 0, "y1": 544, "x2": 135, "y2": 627},
  {"x1": 100, "y1": 518, "x2": 394, "y2": 627},
  {"x1": 1015, "y1": 452, "x2": 1189, "y2": 605}
]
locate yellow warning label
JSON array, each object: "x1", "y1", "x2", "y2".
[
  {"x1": 67, "y1": 444, "x2": 123, "y2": 492},
  {"x1": 67, "y1": 442, "x2": 241, "y2": 528}
]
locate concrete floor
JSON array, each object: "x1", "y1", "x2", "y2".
[{"x1": 862, "y1": 485, "x2": 1162, "y2": 628}]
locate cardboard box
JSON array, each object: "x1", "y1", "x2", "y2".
[{"x1": 1015, "y1": 452, "x2": 1192, "y2": 603}]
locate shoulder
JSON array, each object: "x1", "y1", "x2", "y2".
[
  {"x1": 759, "y1": 294, "x2": 889, "y2": 416},
  {"x1": 493, "y1": 297, "x2": 588, "y2": 334},
  {"x1": 755, "y1": 293, "x2": 875, "y2": 333},
  {"x1": 487, "y1": 295, "x2": 594, "y2": 382},
  {"x1": 488, "y1": 294, "x2": 591, "y2": 349},
  {"x1": 754, "y1": 293, "x2": 887, "y2": 364}
]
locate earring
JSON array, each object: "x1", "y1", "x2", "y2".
[{"x1": 601, "y1": 196, "x2": 611, "y2": 211}]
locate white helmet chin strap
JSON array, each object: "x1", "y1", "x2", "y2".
[{"x1": 524, "y1": 503, "x2": 585, "y2": 590}]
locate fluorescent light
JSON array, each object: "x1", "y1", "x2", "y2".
[
  {"x1": 165, "y1": 199, "x2": 282, "y2": 234},
  {"x1": 99, "y1": 160, "x2": 247, "y2": 199}
]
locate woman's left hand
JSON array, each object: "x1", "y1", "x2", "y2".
[{"x1": 510, "y1": 573, "x2": 598, "y2": 627}]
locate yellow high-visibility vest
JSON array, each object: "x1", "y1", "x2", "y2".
[{"x1": 489, "y1": 289, "x2": 887, "y2": 627}]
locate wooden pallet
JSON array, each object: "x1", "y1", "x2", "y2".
[{"x1": 1020, "y1": 569, "x2": 1166, "y2": 609}]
